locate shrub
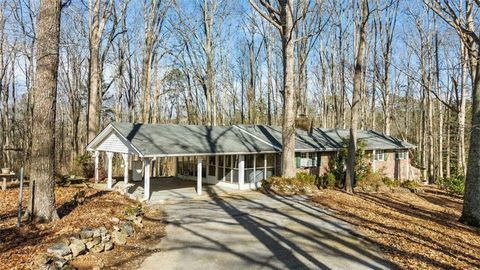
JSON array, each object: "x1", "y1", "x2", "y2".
[
  {"x1": 262, "y1": 175, "x2": 319, "y2": 195},
  {"x1": 438, "y1": 176, "x2": 465, "y2": 196},
  {"x1": 74, "y1": 154, "x2": 94, "y2": 178},
  {"x1": 400, "y1": 180, "x2": 419, "y2": 191},
  {"x1": 356, "y1": 171, "x2": 384, "y2": 189},
  {"x1": 321, "y1": 172, "x2": 337, "y2": 188},
  {"x1": 382, "y1": 177, "x2": 399, "y2": 187},
  {"x1": 296, "y1": 172, "x2": 317, "y2": 186}
]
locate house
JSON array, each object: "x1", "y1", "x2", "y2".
[{"x1": 86, "y1": 123, "x2": 416, "y2": 201}]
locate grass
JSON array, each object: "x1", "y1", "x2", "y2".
[{"x1": 312, "y1": 187, "x2": 480, "y2": 269}]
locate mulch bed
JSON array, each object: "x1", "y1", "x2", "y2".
[
  {"x1": 312, "y1": 187, "x2": 480, "y2": 270},
  {"x1": 0, "y1": 182, "x2": 165, "y2": 270}
]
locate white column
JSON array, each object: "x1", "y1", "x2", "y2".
[
  {"x1": 106, "y1": 152, "x2": 113, "y2": 189},
  {"x1": 215, "y1": 156, "x2": 219, "y2": 180},
  {"x1": 94, "y1": 151, "x2": 99, "y2": 183},
  {"x1": 264, "y1": 154, "x2": 267, "y2": 180},
  {"x1": 144, "y1": 158, "x2": 151, "y2": 201},
  {"x1": 230, "y1": 155, "x2": 234, "y2": 183},
  {"x1": 372, "y1": 150, "x2": 376, "y2": 172},
  {"x1": 197, "y1": 157, "x2": 203, "y2": 195},
  {"x1": 122, "y1": 154, "x2": 129, "y2": 193},
  {"x1": 238, "y1": 155, "x2": 245, "y2": 189},
  {"x1": 253, "y1": 155, "x2": 256, "y2": 183}
]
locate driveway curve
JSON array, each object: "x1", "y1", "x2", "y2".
[{"x1": 140, "y1": 191, "x2": 392, "y2": 270}]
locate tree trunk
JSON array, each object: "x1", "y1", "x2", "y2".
[
  {"x1": 346, "y1": 0, "x2": 368, "y2": 194},
  {"x1": 280, "y1": 0, "x2": 296, "y2": 178},
  {"x1": 460, "y1": 61, "x2": 480, "y2": 226},
  {"x1": 29, "y1": 0, "x2": 62, "y2": 222}
]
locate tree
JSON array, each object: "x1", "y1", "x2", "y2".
[
  {"x1": 346, "y1": 0, "x2": 369, "y2": 193},
  {"x1": 425, "y1": 0, "x2": 480, "y2": 226},
  {"x1": 249, "y1": 0, "x2": 299, "y2": 177},
  {"x1": 29, "y1": 0, "x2": 62, "y2": 222}
]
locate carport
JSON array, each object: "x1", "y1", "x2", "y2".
[{"x1": 86, "y1": 123, "x2": 280, "y2": 201}]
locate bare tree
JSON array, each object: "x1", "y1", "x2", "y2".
[
  {"x1": 425, "y1": 0, "x2": 480, "y2": 226},
  {"x1": 29, "y1": 0, "x2": 62, "y2": 222},
  {"x1": 346, "y1": 0, "x2": 370, "y2": 194}
]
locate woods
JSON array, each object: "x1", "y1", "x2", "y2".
[{"x1": 0, "y1": 0, "x2": 479, "y2": 226}]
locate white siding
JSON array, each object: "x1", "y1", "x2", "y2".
[{"x1": 96, "y1": 131, "x2": 132, "y2": 153}]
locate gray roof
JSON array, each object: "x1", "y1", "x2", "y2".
[
  {"x1": 88, "y1": 122, "x2": 415, "y2": 157},
  {"x1": 235, "y1": 125, "x2": 415, "y2": 151},
  {"x1": 110, "y1": 123, "x2": 280, "y2": 157}
]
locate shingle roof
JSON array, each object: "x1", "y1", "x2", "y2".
[
  {"x1": 235, "y1": 125, "x2": 415, "y2": 151},
  {"x1": 111, "y1": 123, "x2": 280, "y2": 157},
  {"x1": 88, "y1": 122, "x2": 415, "y2": 156}
]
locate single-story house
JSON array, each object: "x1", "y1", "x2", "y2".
[{"x1": 86, "y1": 123, "x2": 416, "y2": 201}]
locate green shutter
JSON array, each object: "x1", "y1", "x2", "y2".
[
  {"x1": 296, "y1": 157, "x2": 301, "y2": 168},
  {"x1": 384, "y1": 152, "x2": 388, "y2": 161}
]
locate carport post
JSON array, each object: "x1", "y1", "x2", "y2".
[
  {"x1": 122, "y1": 153, "x2": 129, "y2": 193},
  {"x1": 94, "y1": 151, "x2": 99, "y2": 183},
  {"x1": 144, "y1": 158, "x2": 151, "y2": 201},
  {"x1": 238, "y1": 155, "x2": 245, "y2": 189},
  {"x1": 106, "y1": 152, "x2": 113, "y2": 189},
  {"x1": 197, "y1": 157, "x2": 203, "y2": 195}
]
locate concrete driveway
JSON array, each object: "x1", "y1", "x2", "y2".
[{"x1": 139, "y1": 191, "x2": 392, "y2": 270}]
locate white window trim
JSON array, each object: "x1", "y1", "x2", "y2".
[{"x1": 374, "y1": 150, "x2": 385, "y2": 161}]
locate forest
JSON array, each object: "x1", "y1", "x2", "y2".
[{"x1": 1, "y1": 0, "x2": 480, "y2": 225}]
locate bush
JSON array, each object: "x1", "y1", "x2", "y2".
[
  {"x1": 262, "y1": 174, "x2": 319, "y2": 195},
  {"x1": 74, "y1": 154, "x2": 94, "y2": 178},
  {"x1": 296, "y1": 172, "x2": 317, "y2": 186},
  {"x1": 382, "y1": 177, "x2": 399, "y2": 187},
  {"x1": 321, "y1": 172, "x2": 337, "y2": 188},
  {"x1": 438, "y1": 176, "x2": 465, "y2": 196},
  {"x1": 356, "y1": 171, "x2": 384, "y2": 189},
  {"x1": 400, "y1": 180, "x2": 419, "y2": 191}
]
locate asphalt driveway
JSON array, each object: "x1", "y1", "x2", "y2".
[{"x1": 139, "y1": 191, "x2": 392, "y2": 270}]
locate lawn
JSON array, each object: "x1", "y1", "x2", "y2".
[
  {"x1": 0, "y1": 182, "x2": 165, "y2": 270},
  {"x1": 312, "y1": 187, "x2": 480, "y2": 270}
]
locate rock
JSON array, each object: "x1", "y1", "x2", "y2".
[
  {"x1": 80, "y1": 228, "x2": 94, "y2": 239},
  {"x1": 52, "y1": 258, "x2": 67, "y2": 268},
  {"x1": 133, "y1": 218, "x2": 144, "y2": 228},
  {"x1": 69, "y1": 238, "x2": 86, "y2": 257},
  {"x1": 34, "y1": 253, "x2": 51, "y2": 266},
  {"x1": 101, "y1": 233, "x2": 111, "y2": 242},
  {"x1": 99, "y1": 226, "x2": 108, "y2": 237},
  {"x1": 63, "y1": 254, "x2": 73, "y2": 261},
  {"x1": 393, "y1": 187, "x2": 411, "y2": 193},
  {"x1": 113, "y1": 225, "x2": 120, "y2": 231},
  {"x1": 55, "y1": 236, "x2": 71, "y2": 246},
  {"x1": 111, "y1": 230, "x2": 127, "y2": 245},
  {"x1": 413, "y1": 188, "x2": 424, "y2": 193},
  {"x1": 92, "y1": 228, "x2": 101, "y2": 238},
  {"x1": 111, "y1": 217, "x2": 120, "y2": 223},
  {"x1": 90, "y1": 243, "x2": 104, "y2": 253},
  {"x1": 47, "y1": 243, "x2": 71, "y2": 257},
  {"x1": 61, "y1": 264, "x2": 76, "y2": 270},
  {"x1": 121, "y1": 221, "x2": 135, "y2": 236},
  {"x1": 104, "y1": 241, "x2": 114, "y2": 251},
  {"x1": 86, "y1": 237, "x2": 101, "y2": 250},
  {"x1": 353, "y1": 186, "x2": 364, "y2": 193}
]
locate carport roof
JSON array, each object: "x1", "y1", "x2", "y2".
[{"x1": 87, "y1": 123, "x2": 281, "y2": 157}]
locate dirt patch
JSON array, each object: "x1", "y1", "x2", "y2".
[
  {"x1": 0, "y1": 183, "x2": 165, "y2": 270},
  {"x1": 311, "y1": 187, "x2": 480, "y2": 269}
]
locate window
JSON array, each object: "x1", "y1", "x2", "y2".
[
  {"x1": 374, "y1": 150, "x2": 385, "y2": 161},
  {"x1": 256, "y1": 154, "x2": 265, "y2": 168},
  {"x1": 245, "y1": 155, "x2": 254, "y2": 168},
  {"x1": 395, "y1": 150, "x2": 408, "y2": 160}
]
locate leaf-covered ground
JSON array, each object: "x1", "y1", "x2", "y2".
[
  {"x1": 312, "y1": 187, "x2": 480, "y2": 270},
  {"x1": 0, "y1": 182, "x2": 165, "y2": 270}
]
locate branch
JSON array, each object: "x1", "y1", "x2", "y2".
[{"x1": 248, "y1": 0, "x2": 281, "y2": 31}]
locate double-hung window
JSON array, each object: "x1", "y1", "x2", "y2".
[
  {"x1": 374, "y1": 150, "x2": 385, "y2": 161},
  {"x1": 395, "y1": 150, "x2": 408, "y2": 160}
]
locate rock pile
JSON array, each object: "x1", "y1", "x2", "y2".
[{"x1": 36, "y1": 206, "x2": 145, "y2": 269}]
